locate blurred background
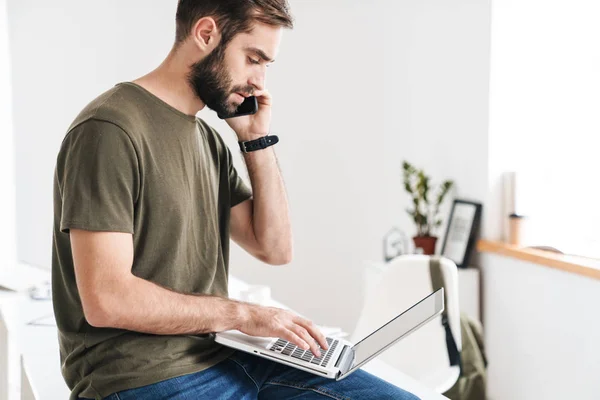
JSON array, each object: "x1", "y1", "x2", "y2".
[{"x1": 1, "y1": 1, "x2": 599, "y2": 399}]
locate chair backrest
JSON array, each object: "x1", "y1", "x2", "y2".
[{"x1": 352, "y1": 255, "x2": 461, "y2": 385}]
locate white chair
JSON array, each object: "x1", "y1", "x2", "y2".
[{"x1": 352, "y1": 255, "x2": 461, "y2": 394}]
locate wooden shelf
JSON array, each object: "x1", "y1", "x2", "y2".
[{"x1": 477, "y1": 239, "x2": 600, "y2": 281}]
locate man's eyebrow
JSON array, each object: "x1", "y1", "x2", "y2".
[{"x1": 245, "y1": 47, "x2": 275, "y2": 63}]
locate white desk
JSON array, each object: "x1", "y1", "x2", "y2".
[
  {"x1": 0, "y1": 292, "x2": 69, "y2": 400},
  {"x1": 0, "y1": 292, "x2": 17, "y2": 400},
  {"x1": 1, "y1": 276, "x2": 447, "y2": 400}
]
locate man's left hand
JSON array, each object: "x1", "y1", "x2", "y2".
[{"x1": 226, "y1": 89, "x2": 272, "y2": 142}]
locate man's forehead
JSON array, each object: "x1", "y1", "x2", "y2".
[{"x1": 234, "y1": 26, "x2": 282, "y2": 60}]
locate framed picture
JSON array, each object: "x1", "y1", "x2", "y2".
[{"x1": 441, "y1": 199, "x2": 483, "y2": 268}]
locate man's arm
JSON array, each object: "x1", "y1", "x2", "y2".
[
  {"x1": 226, "y1": 87, "x2": 293, "y2": 265},
  {"x1": 70, "y1": 229, "x2": 327, "y2": 355},
  {"x1": 230, "y1": 146, "x2": 292, "y2": 265}
]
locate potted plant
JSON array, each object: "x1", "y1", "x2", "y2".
[{"x1": 403, "y1": 161, "x2": 454, "y2": 255}]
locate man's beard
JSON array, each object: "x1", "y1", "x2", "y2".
[{"x1": 188, "y1": 44, "x2": 253, "y2": 118}]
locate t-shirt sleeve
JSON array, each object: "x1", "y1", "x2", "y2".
[
  {"x1": 227, "y1": 147, "x2": 253, "y2": 208},
  {"x1": 57, "y1": 120, "x2": 140, "y2": 234}
]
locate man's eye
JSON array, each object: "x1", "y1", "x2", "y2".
[{"x1": 248, "y1": 57, "x2": 260, "y2": 65}]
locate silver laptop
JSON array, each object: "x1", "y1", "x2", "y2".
[{"x1": 215, "y1": 288, "x2": 444, "y2": 381}]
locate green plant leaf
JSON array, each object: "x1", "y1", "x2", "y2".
[
  {"x1": 404, "y1": 161, "x2": 450, "y2": 236},
  {"x1": 435, "y1": 180, "x2": 454, "y2": 206},
  {"x1": 402, "y1": 161, "x2": 417, "y2": 176}
]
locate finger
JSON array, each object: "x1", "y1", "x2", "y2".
[
  {"x1": 296, "y1": 318, "x2": 329, "y2": 351},
  {"x1": 291, "y1": 325, "x2": 321, "y2": 358},
  {"x1": 253, "y1": 89, "x2": 270, "y2": 98},
  {"x1": 280, "y1": 329, "x2": 310, "y2": 352},
  {"x1": 253, "y1": 89, "x2": 272, "y2": 106}
]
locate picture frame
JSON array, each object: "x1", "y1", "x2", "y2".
[
  {"x1": 441, "y1": 199, "x2": 483, "y2": 268},
  {"x1": 383, "y1": 227, "x2": 408, "y2": 262}
]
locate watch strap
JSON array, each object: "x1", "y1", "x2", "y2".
[{"x1": 239, "y1": 135, "x2": 279, "y2": 153}]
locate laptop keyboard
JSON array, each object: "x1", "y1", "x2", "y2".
[{"x1": 268, "y1": 337, "x2": 339, "y2": 367}]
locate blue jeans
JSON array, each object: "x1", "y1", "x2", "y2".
[{"x1": 98, "y1": 350, "x2": 420, "y2": 399}]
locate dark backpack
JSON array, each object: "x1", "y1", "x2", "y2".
[{"x1": 429, "y1": 257, "x2": 488, "y2": 400}]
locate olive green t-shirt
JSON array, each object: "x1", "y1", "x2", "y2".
[{"x1": 52, "y1": 82, "x2": 252, "y2": 400}]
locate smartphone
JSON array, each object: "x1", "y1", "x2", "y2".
[{"x1": 218, "y1": 96, "x2": 258, "y2": 119}]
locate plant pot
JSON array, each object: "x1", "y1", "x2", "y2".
[{"x1": 413, "y1": 236, "x2": 438, "y2": 255}]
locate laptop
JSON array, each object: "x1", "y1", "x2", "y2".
[{"x1": 215, "y1": 288, "x2": 444, "y2": 381}]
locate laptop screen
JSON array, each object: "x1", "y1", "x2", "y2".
[{"x1": 343, "y1": 288, "x2": 444, "y2": 376}]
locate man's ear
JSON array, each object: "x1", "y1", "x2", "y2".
[{"x1": 191, "y1": 17, "x2": 220, "y2": 52}]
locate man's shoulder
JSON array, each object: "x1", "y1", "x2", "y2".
[{"x1": 66, "y1": 83, "x2": 147, "y2": 137}]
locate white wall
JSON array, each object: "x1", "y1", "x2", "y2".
[
  {"x1": 481, "y1": 254, "x2": 600, "y2": 400},
  {"x1": 487, "y1": 0, "x2": 600, "y2": 259},
  {"x1": 0, "y1": 0, "x2": 17, "y2": 270},
  {"x1": 230, "y1": 0, "x2": 492, "y2": 331},
  {"x1": 7, "y1": 0, "x2": 177, "y2": 270},
  {"x1": 481, "y1": 3, "x2": 600, "y2": 398},
  {"x1": 7, "y1": 0, "x2": 491, "y2": 332}
]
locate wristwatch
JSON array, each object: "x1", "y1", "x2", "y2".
[{"x1": 239, "y1": 135, "x2": 279, "y2": 153}]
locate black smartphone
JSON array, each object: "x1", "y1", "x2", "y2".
[{"x1": 218, "y1": 96, "x2": 258, "y2": 119}]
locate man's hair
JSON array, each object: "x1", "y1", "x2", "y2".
[{"x1": 175, "y1": 0, "x2": 294, "y2": 47}]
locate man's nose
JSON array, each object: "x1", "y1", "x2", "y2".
[{"x1": 249, "y1": 72, "x2": 265, "y2": 91}]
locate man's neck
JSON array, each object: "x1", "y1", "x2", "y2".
[{"x1": 133, "y1": 48, "x2": 206, "y2": 117}]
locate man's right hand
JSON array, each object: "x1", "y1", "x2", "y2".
[
  {"x1": 70, "y1": 229, "x2": 328, "y2": 350},
  {"x1": 236, "y1": 303, "x2": 329, "y2": 358}
]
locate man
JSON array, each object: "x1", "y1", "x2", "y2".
[{"x1": 53, "y1": 1, "x2": 420, "y2": 399}]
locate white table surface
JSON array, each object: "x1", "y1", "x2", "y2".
[
  {"x1": 1, "y1": 276, "x2": 446, "y2": 400},
  {"x1": 0, "y1": 291, "x2": 70, "y2": 400}
]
